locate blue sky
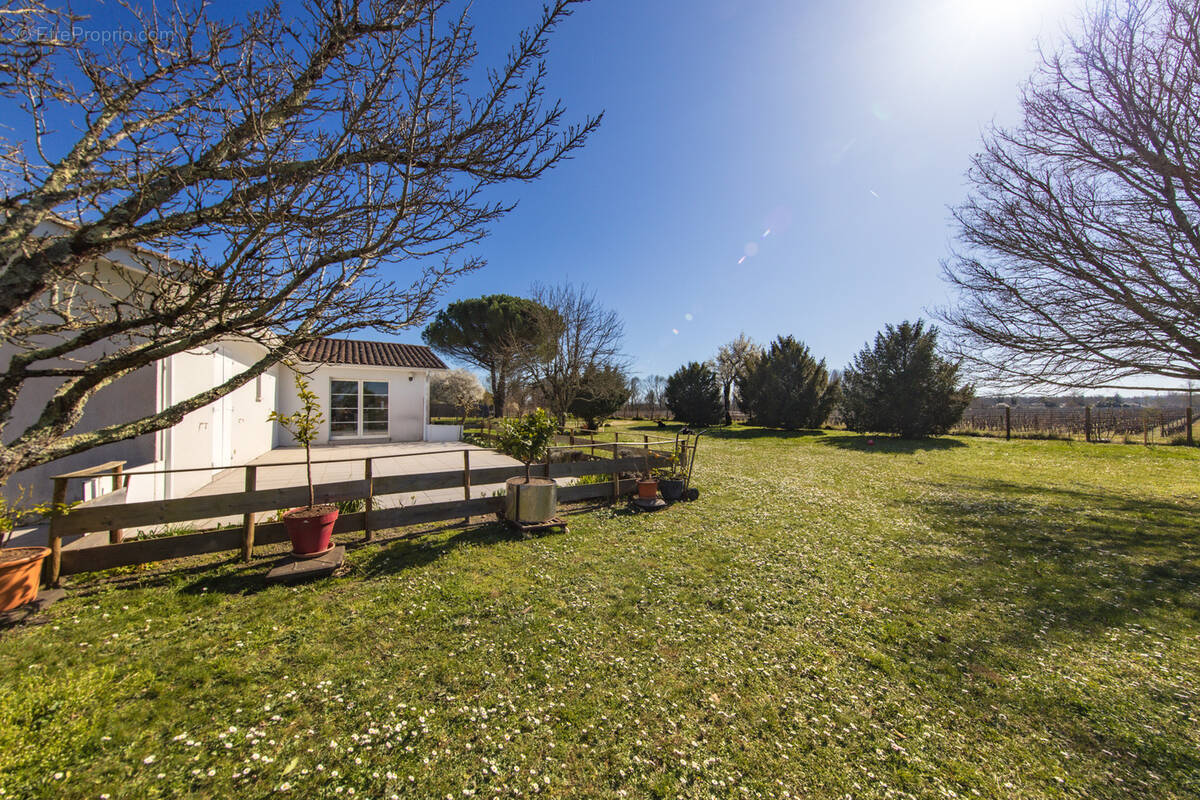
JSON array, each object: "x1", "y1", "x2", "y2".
[
  {"x1": 27, "y1": 0, "x2": 1083, "y2": 380},
  {"x1": 434, "y1": 0, "x2": 1082, "y2": 379}
]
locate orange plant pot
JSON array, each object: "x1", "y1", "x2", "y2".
[
  {"x1": 637, "y1": 479, "x2": 659, "y2": 500},
  {"x1": 0, "y1": 547, "x2": 50, "y2": 612}
]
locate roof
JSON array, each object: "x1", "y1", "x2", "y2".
[{"x1": 293, "y1": 338, "x2": 447, "y2": 370}]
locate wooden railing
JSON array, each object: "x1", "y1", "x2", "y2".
[{"x1": 46, "y1": 440, "x2": 676, "y2": 584}]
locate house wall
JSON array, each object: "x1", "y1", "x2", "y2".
[
  {"x1": 2, "y1": 219, "x2": 286, "y2": 504},
  {"x1": 1, "y1": 361, "x2": 159, "y2": 506},
  {"x1": 1, "y1": 255, "x2": 160, "y2": 506},
  {"x1": 275, "y1": 364, "x2": 431, "y2": 446},
  {"x1": 2, "y1": 336, "x2": 281, "y2": 505},
  {"x1": 161, "y1": 341, "x2": 279, "y2": 498}
]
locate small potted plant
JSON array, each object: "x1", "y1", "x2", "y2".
[
  {"x1": 0, "y1": 488, "x2": 68, "y2": 612},
  {"x1": 269, "y1": 374, "x2": 338, "y2": 557},
  {"x1": 497, "y1": 409, "x2": 558, "y2": 524},
  {"x1": 636, "y1": 443, "x2": 659, "y2": 500},
  {"x1": 656, "y1": 452, "x2": 686, "y2": 502}
]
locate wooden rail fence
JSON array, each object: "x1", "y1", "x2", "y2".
[
  {"x1": 956, "y1": 405, "x2": 1196, "y2": 443},
  {"x1": 46, "y1": 441, "x2": 674, "y2": 584}
]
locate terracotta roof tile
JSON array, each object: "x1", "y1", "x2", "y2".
[{"x1": 293, "y1": 338, "x2": 447, "y2": 370}]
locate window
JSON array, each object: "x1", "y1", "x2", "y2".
[{"x1": 330, "y1": 379, "x2": 389, "y2": 438}]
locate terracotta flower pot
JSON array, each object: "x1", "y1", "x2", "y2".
[
  {"x1": 637, "y1": 479, "x2": 659, "y2": 500},
  {"x1": 0, "y1": 546, "x2": 50, "y2": 612},
  {"x1": 283, "y1": 506, "x2": 339, "y2": 557}
]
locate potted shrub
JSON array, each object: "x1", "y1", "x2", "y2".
[
  {"x1": 636, "y1": 442, "x2": 659, "y2": 499},
  {"x1": 655, "y1": 452, "x2": 685, "y2": 502},
  {"x1": 497, "y1": 409, "x2": 558, "y2": 524},
  {"x1": 269, "y1": 374, "x2": 338, "y2": 557},
  {"x1": 0, "y1": 488, "x2": 67, "y2": 612},
  {"x1": 636, "y1": 472, "x2": 659, "y2": 500}
]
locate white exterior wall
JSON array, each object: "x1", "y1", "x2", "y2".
[
  {"x1": 275, "y1": 364, "x2": 432, "y2": 446},
  {"x1": 158, "y1": 341, "x2": 279, "y2": 497},
  {"x1": 1, "y1": 257, "x2": 158, "y2": 506}
]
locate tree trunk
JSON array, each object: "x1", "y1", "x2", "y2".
[
  {"x1": 305, "y1": 442, "x2": 315, "y2": 508},
  {"x1": 723, "y1": 380, "x2": 732, "y2": 425},
  {"x1": 492, "y1": 370, "x2": 507, "y2": 418}
]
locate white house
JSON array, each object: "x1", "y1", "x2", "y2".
[
  {"x1": 2, "y1": 221, "x2": 451, "y2": 505},
  {"x1": 4, "y1": 335, "x2": 450, "y2": 506}
]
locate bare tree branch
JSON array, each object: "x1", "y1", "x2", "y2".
[
  {"x1": 527, "y1": 282, "x2": 626, "y2": 426},
  {"x1": 0, "y1": 0, "x2": 599, "y2": 484},
  {"x1": 940, "y1": 0, "x2": 1200, "y2": 391}
]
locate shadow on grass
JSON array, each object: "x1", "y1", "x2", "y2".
[
  {"x1": 886, "y1": 477, "x2": 1200, "y2": 789},
  {"x1": 356, "y1": 518, "x2": 570, "y2": 579},
  {"x1": 817, "y1": 434, "x2": 967, "y2": 453},
  {"x1": 909, "y1": 478, "x2": 1200, "y2": 638},
  {"x1": 616, "y1": 421, "x2": 831, "y2": 441},
  {"x1": 707, "y1": 426, "x2": 828, "y2": 440}
]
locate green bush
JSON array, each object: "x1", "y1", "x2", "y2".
[
  {"x1": 665, "y1": 362, "x2": 723, "y2": 426},
  {"x1": 496, "y1": 408, "x2": 557, "y2": 481},
  {"x1": 568, "y1": 364, "x2": 629, "y2": 430},
  {"x1": 841, "y1": 320, "x2": 973, "y2": 438},
  {"x1": 737, "y1": 335, "x2": 839, "y2": 429}
]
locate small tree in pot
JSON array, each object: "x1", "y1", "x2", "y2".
[
  {"x1": 268, "y1": 374, "x2": 338, "y2": 556},
  {"x1": 496, "y1": 409, "x2": 558, "y2": 523}
]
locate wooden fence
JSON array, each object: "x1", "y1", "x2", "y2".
[
  {"x1": 956, "y1": 405, "x2": 1195, "y2": 443},
  {"x1": 46, "y1": 440, "x2": 675, "y2": 585}
]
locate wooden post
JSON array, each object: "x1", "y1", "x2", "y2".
[
  {"x1": 108, "y1": 464, "x2": 125, "y2": 544},
  {"x1": 612, "y1": 442, "x2": 621, "y2": 502},
  {"x1": 240, "y1": 465, "x2": 257, "y2": 562},
  {"x1": 364, "y1": 458, "x2": 375, "y2": 540},
  {"x1": 1005, "y1": 406, "x2": 1011, "y2": 440},
  {"x1": 1085, "y1": 405, "x2": 1092, "y2": 443},
  {"x1": 1144, "y1": 412, "x2": 1149, "y2": 445},
  {"x1": 1188, "y1": 407, "x2": 1194, "y2": 446},
  {"x1": 462, "y1": 450, "x2": 472, "y2": 525},
  {"x1": 46, "y1": 477, "x2": 68, "y2": 587}
]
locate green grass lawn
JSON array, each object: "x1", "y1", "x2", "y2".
[{"x1": 2, "y1": 425, "x2": 1198, "y2": 799}]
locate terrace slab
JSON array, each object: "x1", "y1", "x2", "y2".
[{"x1": 265, "y1": 545, "x2": 346, "y2": 584}]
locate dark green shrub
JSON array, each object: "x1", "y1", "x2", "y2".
[
  {"x1": 737, "y1": 336, "x2": 839, "y2": 429},
  {"x1": 665, "y1": 362, "x2": 723, "y2": 426},
  {"x1": 841, "y1": 320, "x2": 973, "y2": 438},
  {"x1": 568, "y1": 364, "x2": 629, "y2": 430}
]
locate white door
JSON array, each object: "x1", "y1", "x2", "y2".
[{"x1": 211, "y1": 347, "x2": 234, "y2": 467}]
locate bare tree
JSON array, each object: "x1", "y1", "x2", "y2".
[
  {"x1": 715, "y1": 333, "x2": 761, "y2": 424},
  {"x1": 940, "y1": 0, "x2": 1200, "y2": 390},
  {"x1": 645, "y1": 373, "x2": 666, "y2": 416},
  {"x1": 527, "y1": 283, "x2": 625, "y2": 426},
  {"x1": 626, "y1": 374, "x2": 640, "y2": 416},
  {"x1": 0, "y1": 0, "x2": 598, "y2": 486}
]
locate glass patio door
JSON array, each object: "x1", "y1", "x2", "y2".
[{"x1": 330, "y1": 379, "x2": 389, "y2": 438}]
